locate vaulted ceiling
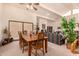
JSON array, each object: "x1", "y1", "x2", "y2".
[
  {"x1": 3, "y1": 3, "x2": 79, "y2": 16},
  {"x1": 40, "y1": 3, "x2": 79, "y2": 16}
]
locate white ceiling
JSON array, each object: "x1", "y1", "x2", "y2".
[
  {"x1": 3, "y1": 3, "x2": 61, "y2": 20},
  {"x1": 3, "y1": 3, "x2": 79, "y2": 16},
  {"x1": 40, "y1": 3, "x2": 79, "y2": 16}
]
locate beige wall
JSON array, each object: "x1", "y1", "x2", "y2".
[
  {"x1": 0, "y1": 4, "x2": 3, "y2": 41},
  {"x1": 66, "y1": 14, "x2": 79, "y2": 31},
  {"x1": 2, "y1": 4, "x2": 36, "y2": 28},
  {"x1": 66, "y1": 13, "x2": 79, "y2": 23},
  {"x1": 39, "y1": 17, "x2": 47, "y2": 31},
  {"x1": 52, "y1": 21, "x2": 61, "y2": 31},
  {"x1": 0, "y1": 4, "x2": 61, "y2": 41},
  {"x1": 0, "y1": 4, "x2": 37, "y2": 41}
]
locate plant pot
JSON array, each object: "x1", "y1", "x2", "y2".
[
  {"x1": 66, "y1": 43, "x2": 71, "y2": 49},
  {"x1": 70, "y1": 40, "x2": 77, "y2": 53},
  {"x1": 66, "y1": 43, "x2": 76, "y2": 53},
  {"x1": 77, "y1": 39, "x2": 79, "y2": 46},
  {"x1": 70, "y1": 43, "x2": 76, "y2": 53}
]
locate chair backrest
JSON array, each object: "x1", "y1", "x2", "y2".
[
  {"x1": 18, "y1": 31, "x2": 23, "y2": 42},
  {"x1": 23, "y1": 30, "x2": 27, "y2": 35},
  {"x1": 38, "y1": 32, "x2": 44, "y2": 40},
  {"x1": 36, "y1": 32, "x2": 44, "y2": 46}
]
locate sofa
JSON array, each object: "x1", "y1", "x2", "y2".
[{"x1": 47, "y1": 31, "x2": 65, "y2": 45}]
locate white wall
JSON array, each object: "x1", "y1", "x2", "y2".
[
  {"x1": 49, "y1": 18, "x2": 61, "y2": 31},
  {"x1": 66, "y1": 14, "x2": 79, "y2": 31},
  {"x1": 39, "y1": 18, "x2": 47, "y2": 31},
  {"x1": 0, "y1": 4, "x2": 37, "y2": 41},
  {"x1": 38, "y1": 17, "x2": 61, "y2": 32},
  {"x1": 47, "y1": 20, "x2": 53, "y2": 32},
  {"x1": 0, "y1": 4, "x2": 3, "y2": 42},
  {"x1": 2, "y1": 5, "x2": 37, "y2": 28},
  {"x1": 66, "y1": 14, "x2": 79, "y2": 23},
  {"x1": 53, "y1": 21, "x2": 61, "y2": 31},
  {"x1": 0, "y1": 4, "x2": 61, "y2": 42}
]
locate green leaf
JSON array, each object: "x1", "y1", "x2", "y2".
[{"x1": 61, "y1": 17, "x2": 76, "y2": 43}]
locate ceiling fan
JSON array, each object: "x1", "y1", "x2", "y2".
[{"x1": 19, "y1": 3, "x2": 39, "y2": 11}]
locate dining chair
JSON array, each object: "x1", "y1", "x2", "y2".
[
  {"x1": 23, "y1": 30, "x2": 27, "y2": 35},
  {"x1": 32, "y1": 32, "x2": 45, "y2": 56},
  {"x1": 18, "y1": 31, "x2": 28, "y2": 53}
]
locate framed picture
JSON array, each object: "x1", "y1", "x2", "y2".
[{"x1": 42, "y1": 24, "x2": 45, "y2": 29}]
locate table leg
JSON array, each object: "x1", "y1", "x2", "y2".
[
  {"x1": 28, "y1": 41, "x2": 32, "y2": 56},
  {"x1": 45, "y1": 39, "x2": 47, "y2": 53}
]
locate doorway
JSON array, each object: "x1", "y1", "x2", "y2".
[{"x1": 8, "y1": 20, "x2": 33, "y2": 40}]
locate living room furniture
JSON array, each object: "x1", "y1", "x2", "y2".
[
  {"x1": 2, "y1": 37, "x2": 13, "y2": 45},
  {"x1": 47, "y1": 31, "x2": 65, "y2": 45},
  {"x1": 21, "y1": 33, "x2": 48, "y2": 56},
  {"x1": 18, "y1": 31, "x2": 28, "y2": 53},
  {"x1": 2, "y1": 29, "x2": 13, "y2": 46},
  {"x1": 32, "y1": 32, "x2": 45, "y2": 55}
]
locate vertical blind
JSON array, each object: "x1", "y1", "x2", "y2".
[{"x1": 9, "y1": 20, "x2": 33, "y2": 40}]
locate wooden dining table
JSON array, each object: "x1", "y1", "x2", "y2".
[{"x1": 21, "y1": 33, "x2": 48, "y2": 56}]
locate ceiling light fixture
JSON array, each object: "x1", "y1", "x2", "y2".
[{"x1": 19, "y1": 3, "x2": 39, "y2": 11}]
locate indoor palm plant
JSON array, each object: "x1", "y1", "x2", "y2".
[{"x1": 61, "y1": 17, "x2": 77, "y2": 49}]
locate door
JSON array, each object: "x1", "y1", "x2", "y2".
[
  {"x1": 9, "y1": 21, "x2": 22, "y2": 40},
  {"x1": 24, "y1": 23, "x2": 33, "y2": 34},
  {"x1": 9, "y1": 20, "x2": 33, "y2": 40}
]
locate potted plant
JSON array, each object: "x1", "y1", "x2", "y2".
[
  {"x1": 61, "y1": 17, "x2": 77, "y2": 51},
  {"x1": 3, "y1": 27, "x2": 8, "y2": 34}
]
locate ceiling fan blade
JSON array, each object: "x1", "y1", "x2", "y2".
[
  {"x1": 19, "y1": 3, "x2": 24, "y2": 4},
  {"x1": 34, "y1": 3, "x2": 39, "y2": 5},
  {"x1": 33, "y1": 6, "x2": 37, "y2": 11},
  {"x1": 19, "y1": 3, "x2": 27, "y2": 5}
]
